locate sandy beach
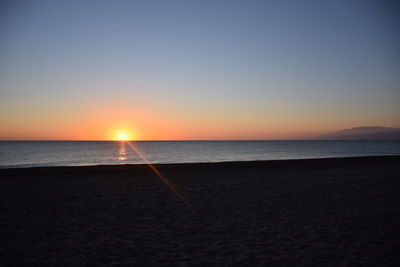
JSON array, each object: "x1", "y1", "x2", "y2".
[{"x1": 1, "y1": 156, "x2": 399, "y2": 265}]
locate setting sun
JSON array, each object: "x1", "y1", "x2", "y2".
[
  {"x1": 109, "y1": 126, "x2": 136, "y2": 141},
  {"x1": 118, "y1": 132, "x2": 128, "y2": 141}
]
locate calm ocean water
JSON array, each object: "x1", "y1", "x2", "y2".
[{"x1": 0, "y1": 141, "x2": 399, "y2": 168}]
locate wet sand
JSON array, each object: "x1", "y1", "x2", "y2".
[{"x1": 1, "y1": 156, "x2": 400, "y2": 265}]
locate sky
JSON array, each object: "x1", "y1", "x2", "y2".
[{"x1": 0, "y1": 0, "x2": 399, "y2": 140}]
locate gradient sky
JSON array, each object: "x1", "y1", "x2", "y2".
[{"x1": 1, "y1": 0, "x2": 399, "y2": 140}]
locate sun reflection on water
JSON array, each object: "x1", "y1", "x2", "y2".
[{"x1": 118, "y1": 141, "x2": 127, "y2": 161}]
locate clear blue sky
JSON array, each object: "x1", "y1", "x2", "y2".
[{"x1": 1, "y1": 0, "x2": 399, "y2": 140}]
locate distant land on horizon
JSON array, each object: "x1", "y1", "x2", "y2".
[{"x1": 317, "y1": 127, "x2": 400, "y2": 140}]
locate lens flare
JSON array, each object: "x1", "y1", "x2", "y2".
[{"x1": 126, "y1": 141, "x2": 192, "y2": 210}]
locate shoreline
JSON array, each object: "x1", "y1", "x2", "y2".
[
  {"x1": 1, "y1": 154, "x2": 399, "y2": 172},
  {"x1": 2, "y1": 155, "x2": 399, "y2": 265}
]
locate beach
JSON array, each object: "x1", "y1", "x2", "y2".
[{"x1": 1, "y1": 156, "x2": 399, "y2": 265}]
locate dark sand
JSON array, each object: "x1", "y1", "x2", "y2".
[{"x1": 1, "y1": 156, "x2": 400, "y2": 265}]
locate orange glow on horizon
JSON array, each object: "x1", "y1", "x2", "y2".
[{"x1": 1, "y1": 103, "x2": 399, "y2": 141}]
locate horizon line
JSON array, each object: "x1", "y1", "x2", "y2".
[
  {"x1": 0, "y1": 139, "x2": 313, "y2": 141},
  {"x1": 0, "y1": 139, "x2": 397, "y2": 142}
]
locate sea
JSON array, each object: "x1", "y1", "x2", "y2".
[{"x1": 0, "y1": 140, "x2": 399, "y2": 168}]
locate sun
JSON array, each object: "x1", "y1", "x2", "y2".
[
  {"x1": 118, "y1": 132, "x2": 128, "y2": 141},
  {"x1": 111, "y1": 128, "x2": 135, "y2": 141}
]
